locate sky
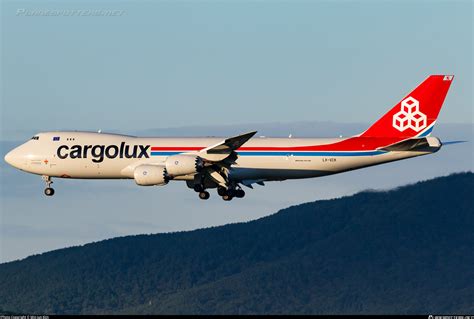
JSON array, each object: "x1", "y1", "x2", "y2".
[
  {"x1": 1, "y1": 0, "x2": 472, "y2": 138},
  {"x1": 0, "y1": 0, "x2": 473, "y2": 262}
]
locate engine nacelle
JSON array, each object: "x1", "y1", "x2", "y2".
[
  {"x1": 165, "y1": 154, "x2": 204, "y2": 177},
  {"x1": 134, "y1": 165, "x2": 168, "y2": 186}
]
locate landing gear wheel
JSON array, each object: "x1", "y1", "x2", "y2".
[
  {"x1": 235, "y1": 189, "x2": 245, "y2": 198},
  {"x1": 222, "y1": 194, "x2": 233, "y2": 201},
  {"x1": 199, "y1": 191, "x2": 210, "y2": 200},
  {"x1": 217, "y1": 186, "x2": 227, "y2": 196},
  {"x1": 42, "y1": 175, "x2": 54, "y2": 196},
  {"x1": 44, "y1": 187, "x2": 55, "y2": 196},
  {"x1": 226, "y1": 188, "x2": 236, "y2": 197}
]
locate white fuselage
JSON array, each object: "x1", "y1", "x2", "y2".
[
  {"x1": 5, "y1": 131, "x2": 435, "y2": 183},
  {"x1": 3, "y1": 75, "x2": 451, "y2": 199}
]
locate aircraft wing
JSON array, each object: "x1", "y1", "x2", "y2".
[{"x1": 198, "y1": 131, "x2": 257, "y2": 162}]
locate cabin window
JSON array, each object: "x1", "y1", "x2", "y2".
[{"x1": 31, "y1": 136, "x2": 39, "y2": 140}]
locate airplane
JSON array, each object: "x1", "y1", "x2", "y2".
[{"x1": 4, "y1": 75, "x2": 454, "y2": 201}]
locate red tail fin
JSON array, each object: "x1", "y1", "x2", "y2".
[{"x1": 360, "y1": 75, "x2": 454, "y2": 138}]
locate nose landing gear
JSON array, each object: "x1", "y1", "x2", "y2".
[{"x1": 42, "y1": 175, "x2": 55, "y2": 196}]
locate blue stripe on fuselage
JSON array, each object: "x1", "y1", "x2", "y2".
[
  {"x1": 150, "y1": 151, "x2": 386, "y2": 157},
  {"x1": 234, "y1": 151, "x2": 386, "y2": 156},
  {"x1": 151, "y1": 152, "x2": 182, "y2": 156}
]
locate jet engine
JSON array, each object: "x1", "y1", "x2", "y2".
[
  {"x1": 134, "y1": 164, "x2": 168, "y2": 186},
  {"x1": 165, "y1": 154, "x2": 204, "y2": 177}
]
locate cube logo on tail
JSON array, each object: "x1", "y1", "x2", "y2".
[
  {"x1": 361, "y1": 75, "x2": 453, "y2": 138},
  {"x1": 392, "y1": 97, "x2": 427, "y2": 132}
]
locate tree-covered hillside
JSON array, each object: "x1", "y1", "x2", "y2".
[{"x1": 1, "y1": 172, "x2": 473, "y2": 314}]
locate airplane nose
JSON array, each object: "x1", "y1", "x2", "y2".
[
  {"x1": 4, "y1": 148, "x2": 23, "y2": 168},
  {"x1": 4, "y1": 150, "x2": 14, "y2": 166},
  {"x1": 4, "y1": 145, "x2": 30, "y2": 170}
]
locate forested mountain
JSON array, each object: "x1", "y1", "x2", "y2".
[{"x1": 1, "y1": 172, "x2": 473, "y2": 314}]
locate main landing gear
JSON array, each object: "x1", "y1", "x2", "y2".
[
  {"x1": 194, "y1": 183, "x2": 245, "y2": 201},
  {"x1": 217, "y1": 186, "x2": 245, "y2": 201},
  {"x1": 42, "y1": 175, "x2": 55, "y2": 196},
  {"x1": 194, "y1": 183, "x2": 210, "y2": 200}
]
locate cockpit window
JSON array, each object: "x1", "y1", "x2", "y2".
[{"x1": 31, "y1": 136, "x2": 39, "y2": 140}]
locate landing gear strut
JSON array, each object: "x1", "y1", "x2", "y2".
[
  {"x1": 194, "y1": 184, "x2": 205, "y2": 193},
  {"x1": 42, "y1": 175, "x2": 55, "y2": 196}
]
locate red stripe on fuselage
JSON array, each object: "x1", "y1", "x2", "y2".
[
  {"x1": 151, "y1": 147, "x2": 202, "y2": 151},
  {"x1": 151, "y1": 137, "x2": 402, "y2": 152}
]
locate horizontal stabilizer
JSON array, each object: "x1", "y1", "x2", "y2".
[
  {"x1": 442, "y1": 140, "x2": 468, "y2": 146},
  {"x1": 380, "y1": 136, "x2": 441, "y2": 152}
]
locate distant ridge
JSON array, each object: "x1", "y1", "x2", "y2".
[{"x1": 1, "y1": 172, "x2": 473, "y2": 314}]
